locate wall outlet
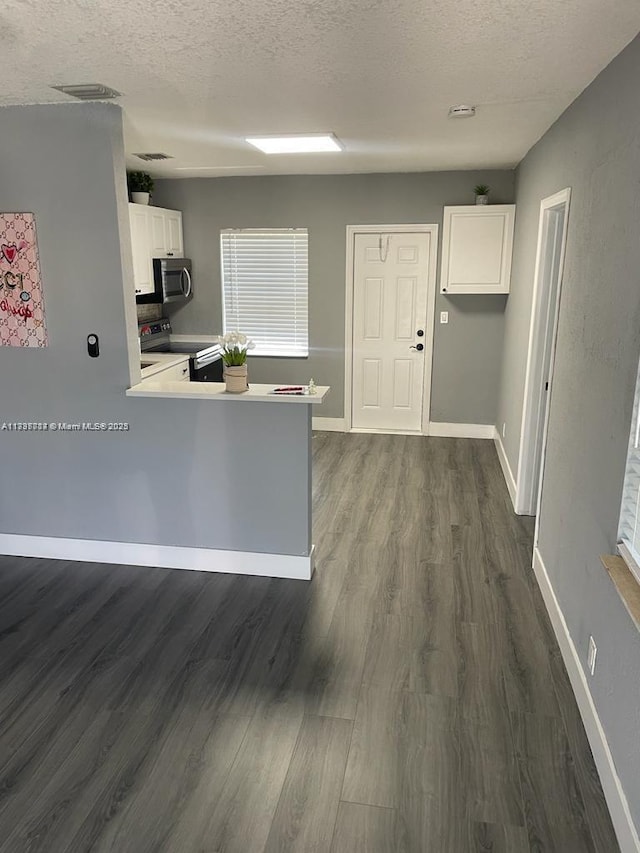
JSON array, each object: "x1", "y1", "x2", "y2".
[
  {"x1": 502, "y1": 423, "x2": 506, "y2": 438},
  {"x1": 587, "y1": 635, "x2": 597, "y2": 675},
  {"x1": 440, "y1": 311, "x2": 449, "y2": 324}
]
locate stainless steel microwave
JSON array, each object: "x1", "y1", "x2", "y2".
[{"x1": 150, "y1": 258, "x2": 193, "y2": 304}]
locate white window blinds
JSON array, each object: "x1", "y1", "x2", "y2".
[
  {"x1": 220, "y1": 228, "x2": 309, "y2": 357},
  {"x1": 618, "y1": 354, "x2": 640, "y2": 581}
]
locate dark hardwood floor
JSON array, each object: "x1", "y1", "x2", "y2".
[{"x1": 0, "y1": 433, "x2": 619, "y2": 852}]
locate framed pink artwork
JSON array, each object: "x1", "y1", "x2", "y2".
[{"x1": 0, "y1": 213, "x2": 48, "y2": 347}]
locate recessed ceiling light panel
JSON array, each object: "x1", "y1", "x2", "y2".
[
  {"x1": 246, "y1": 134, "x2": 343, "y2": 154},
  {"x1": 50, "y1": 83, "x2": 122, "y2": 100},
  {"x1": 448, "y1": 105, "x2": 476, "y2": 118}
]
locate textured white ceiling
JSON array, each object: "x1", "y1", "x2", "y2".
[{"x1": 2, "y1": 0, "x2": 640, "y2": 177}]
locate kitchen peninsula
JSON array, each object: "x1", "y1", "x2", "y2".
[{"x1": 126, "y1": 376, "x2": 329, "y2": 580}]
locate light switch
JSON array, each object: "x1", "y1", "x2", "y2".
[{"x1": 440, "y1": 311, "x2": 449, "y2": 324}]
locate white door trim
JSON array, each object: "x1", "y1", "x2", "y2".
[
  {"x1": 515, "y1": 188, "x2": 571, "y2": 516},
  {"x1": 344, "y1": 224, "x2": 438, "y2": 434}
]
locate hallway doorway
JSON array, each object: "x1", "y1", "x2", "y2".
[{"x1": 516, "y1": 189, "x2": 571, "y2": 517}]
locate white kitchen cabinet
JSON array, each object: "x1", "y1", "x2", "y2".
[
  {"x1": 439, "y1": 205, "x2": 515, "y2": 295},
  {"x1": 129, "y1": 206, "x2": 154, "y2": 296},
  {"x1": 154, "y1": 361, "x2": 190, "y2": 382},
  {"x1": 148, "y1": 209, "x2": 168, "y2": 256},
  {"x1": 146, "y1": 207, "x2": 184, "y2": 257},
  {"x1": 165, "y1": 210, "x2": 184, "y2": 256},
  {"x1": 128, "y1": 204, "x2": 185, "y2": 297},
  {"x1": 141, "y1": 357, "x2": 190, "y2": 382}
]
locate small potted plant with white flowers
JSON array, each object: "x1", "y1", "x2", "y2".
[{"x1": 217, "y1": 331, "x2": 255, "y2": 393}]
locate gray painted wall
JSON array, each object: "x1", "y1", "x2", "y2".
[
  {"x1": 0, "y1": 103, "x2": 310, "y2": 557},
  {"x1": 496, "y1": 36, "x2": 640, "y2": 830},
  {"x1": 153, "y1": 171, "x2": 515, "y2": 423}
]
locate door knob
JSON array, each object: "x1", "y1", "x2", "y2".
[
  {"x1": 410, "y1": 343, "x2": 424, "y2": 351},
  {"x1": 417, "y1": 329, "x2": 424, "y2": 337}
]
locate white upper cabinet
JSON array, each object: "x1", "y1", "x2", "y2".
[
  {"x1": 146, "y1": 207, "x2": 183, "y2": 257},
  {"x1": 148, "y1": 209, "x2": 168, "y2": 256},
  {"x1": 129, "y1": 205, "x2": 154, "y2": 296},
  {"x1": 440, "y1": 205, "x2": 515, "y2": 295},
  {"x1": 165, "y1": 210, "x2": 183, "y2": 256},
  {"x1": 128, "y1": 204, "x2": 185, "y2": 297}
]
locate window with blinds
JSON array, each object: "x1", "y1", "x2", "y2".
[
  {"x1": 220, "y1": 228, "x2": 309, "y2": 357},
  {"x1": 618, "y1": 354, "x2": 640, "y2": 582}
]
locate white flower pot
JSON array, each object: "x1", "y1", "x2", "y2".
[
  {"x1": 224, "y1": 364, "x2": 248, "y2": 393},
  {"x1": 475, "y1": 195, "x2": 488, "y2": 205},
  {"x1": 132, "y1": 192, "x2": 150, "y2": 205}
]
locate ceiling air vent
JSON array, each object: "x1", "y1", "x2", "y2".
[
  {"x1": 448, "y1": 105, "x2": 476, "y2": 118},
  {"x1": 133, "y1": 153, "x2": 174, "y2": 162},
  {"x1": 50, "y1": 83, "x2": 122, "y2": 100}
]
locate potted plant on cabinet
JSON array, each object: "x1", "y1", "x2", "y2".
[
  {"x1": 127, "y1": 171, "x2": 154, "y2": 205},
  {"x1": 217, "y1": 332, "x2": 255, "y2": 393},
  {"x1": 474, "y1": 184, "x2": 490, "y2": 205}
]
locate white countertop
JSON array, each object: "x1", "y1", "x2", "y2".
[{"x1": 127, "y1": 380, "x2": 329, "y2": 404}]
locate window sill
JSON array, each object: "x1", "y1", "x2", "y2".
[
  {"x1": 249, "y1": 354, "x2": 309, "y2": 360},
  {"x1": 601, "y1": 553, "x2": 640, "y2": 632}
]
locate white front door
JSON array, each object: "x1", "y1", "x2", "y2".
[{"x1": 351, "y1": 231, "x2": 432, "y2": 432}]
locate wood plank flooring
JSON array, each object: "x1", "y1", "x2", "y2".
[{"x1": 0, "y1": 433, "x2": 619, "y2": 852}]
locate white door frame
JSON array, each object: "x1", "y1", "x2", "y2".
[
  {"x1": 515, "y1": 188, "x2": 571, "y2": 516},
  {"x1": 344, "y1": 224, "x2": 439, "y2": 434}
]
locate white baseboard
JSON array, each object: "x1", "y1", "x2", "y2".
[
  {"x1": 0, "y1": 534, "x2": 315, "y2": 581},
  {"x1": 428, "y1": 422, "x2": 495, "y2": 439},
  {"x1": 348, "y1": 427, "x2": 423, "y2": 436},
  {"x1": 312, "y1": 417, "x2": 346, "y2": 432},
  {"x1": 493, "y1": 428, "x2": 518, "y2": 509},
  {"x1": 325, "y1": 420, "x2": 494, "y2": 438},
  {"x1": 533, "y1": 548, "x2": 640, "y2": 853}
]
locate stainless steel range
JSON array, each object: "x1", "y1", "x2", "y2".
[{"x1": 139, "y1": 318, "x2": 223, "y2": 382}]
